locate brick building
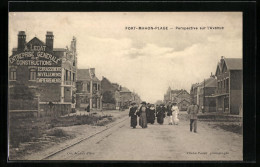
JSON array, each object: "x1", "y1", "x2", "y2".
[
  {"x1": 195, "y1": 75, "x2": 217, "y2": 112},
  {"x1": 9, "y1": 31, "x2": 77, "y2": 116},
  {"x1": 213, "y1": 57, "x2": 242, "y2": 115},
  {"x1": 76, "y1": 68, "x2": 102, "y2": 110}
]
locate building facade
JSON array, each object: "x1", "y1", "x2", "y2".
[
  {"x1": 213, "y1": 57, "x2": 242, "y2": 115},
  {"x1": 9, "y1": 31, "x2": 77, "y2": 116},
  {"x1": 164, "y1": 88, "x2": 191, "y2": 111},
  {"x1": 76, "y1": 68, "x2": 102, "y2": 110}
]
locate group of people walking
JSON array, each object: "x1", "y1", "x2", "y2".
[
  {"x1": 128, "y1": 101, "x2": 180, "y2": 129},
  {"x1": 129, "y1": 100, "x2": 199, "y2": 133}
]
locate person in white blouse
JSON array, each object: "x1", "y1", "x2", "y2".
[{"x1": 171, "y1": 102, "x2": 179, "y2": 125}]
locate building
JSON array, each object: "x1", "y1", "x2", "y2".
[
  {"x1": 198, "y1": 75, "x2": 217, "y2": 112},
  {"x1": 118, "y1": 87, "x2": 132, "y2": 109},
  {"x1": 213, "y1": 57, "x2": 242, "y2": 115},
  {"x1": 164, "y1": 88, "x2": 191, "y2": 111},
  {"x1": 76, "y1": 68, "x2": 102, "y2": 110},
  {"x1": 100, "y1": 77, "x2": 119, "y2": 110},
  {"x1": 9, "y1": 31, "x2": 77, "y2": 116}
]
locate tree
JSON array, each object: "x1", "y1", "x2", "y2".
[{"x1": 102, "y1": 91, "x2": 116, "y2": 104}]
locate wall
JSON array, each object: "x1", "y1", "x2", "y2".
[
  {"x1": 230, "y1": 90, "x2": 242, "y2": 115},
  {"x1": 39, "y1": 103, "x2": 71, "y2": 117}
]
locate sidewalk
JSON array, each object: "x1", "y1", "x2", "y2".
[{"x1": 23, "y1": 110, "x2": 129, "y2": 160}]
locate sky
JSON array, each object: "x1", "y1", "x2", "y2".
[{"x1": 9, "y1": 12, "x2": 242, "y2": 103}]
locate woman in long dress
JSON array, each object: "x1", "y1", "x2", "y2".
[
  {"x1": 147, "y1": 104, "x2": 156, "y2": 124},
  {"x1": 129, "y1": 102, "x2": 138, "y2": 128},
  {"x1": 138, "y1": 101, "x2": 148, "y2": 128},
  {"x1": 156, "y1": 104, "x2": 166, "y2": 125},
  {"x1": 171, "y1": 102, "x2": 179, "y2": 125}
]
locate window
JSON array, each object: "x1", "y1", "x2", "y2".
[
  {"x1": 73, "y1": 73, "x2": 75, "y2": 82},
  {"x1": 29, "y1": 69, "x2": 36, "y2": 80},
  {"x1": 65, "y1": 70, "x2": 68, "y2": 81},
  {"x1": 87, "y1": 82, "x2": 90, "y2": 92},
  {"x1": 10, "y1": 68, "x2": 16, "y2": 80}
]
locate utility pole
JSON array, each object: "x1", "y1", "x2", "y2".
[{"x1": 203, "y1": 79, "x2": 205, "y2": 113}]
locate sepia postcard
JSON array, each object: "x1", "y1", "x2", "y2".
[{"x1": 8, "y1": 11, "x2": 244, "y2": 161}]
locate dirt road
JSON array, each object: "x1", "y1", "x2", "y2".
[{"x1": 44, "y1": 114, "x2": 242, "y2": 161}]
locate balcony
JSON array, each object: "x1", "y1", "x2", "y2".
[
  {"x1": 215, "y1": 88, "x2": 229, "y2": 95},
  {"x1": 63, "y1": 81, "x2": 76, "y2": 87}
]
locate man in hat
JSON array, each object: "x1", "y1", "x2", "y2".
[
  {"x1": 138, "y1": 101, "x2": 148, "y2": 128},
  {"x1": 187, "y1": 100, "x2": 199, "y2": 133},
  {"x1": 129, "y1": 102, "x2": 138, "y2": 128}
]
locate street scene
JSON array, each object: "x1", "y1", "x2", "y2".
[{"x1": 8, "y1": 12, "x2": 243, "y2": 161}]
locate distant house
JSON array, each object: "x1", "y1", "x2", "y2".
[
  {"x1": 213, "y1": 57, "x2": 242, "y2": 115},
  {"x1": 76, "y1": 68, "x2": 102, "y2": 110},
  {"x1": 164, "y1": 88, "x2": 191, "y2": 111},
  {"x1": 119, "y1": 87, "x2": 132, "y2": 109},
  {"x1": 178, "y1": 99, "x2": 190, "y2": 111},
  {"x1": 101, "y1": 77, "x2": 119, "y2": 110}
]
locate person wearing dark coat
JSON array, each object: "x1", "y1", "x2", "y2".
[
  {"x1": 137, "y1": 101, "x2": 148, "y2": 128},
  {"x1": 129, "y1": 102, "x2": 138, "y2": 128},
  {"x1": 156, "y1": 104, "x2": 166, "y2": 124},
  {"x1": 147, "y1": 104, "x2": 156, "y2": 124}
]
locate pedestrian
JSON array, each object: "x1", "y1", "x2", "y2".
[
  {"x1": 147, "y1": 104, "x2": 156, "y2": 124},
  {"x1": 86, "y1": 104, "x2": 90, "y2": 112},
  {"x1": 129, "y1": 102, "x2": 138, "y2": 128},
  {"x1": 167, "y1": 103, "x2": 173, "y2": 125},
  {"x1": 156, "y1": 104, "x2": 166, "y2": 125},
  {"x1": 172, "y1": 102, "x2": 179, "y2": 125},
  {"x1": 187, "y1": 101, "x2": 199, "y2": 133},
  {"x1": 137, "y1": 101, "x2": 148, "y2": 128}
]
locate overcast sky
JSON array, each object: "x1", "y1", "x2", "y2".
[{"x1": 9, "y1": 12, "x2": 242, "y2": 103}]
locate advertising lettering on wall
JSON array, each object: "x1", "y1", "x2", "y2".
[{"x1": 9, "y1": 41, "x2": 63, "y2": 83}]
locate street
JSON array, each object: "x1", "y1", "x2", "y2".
[{"x1": 45, "y1": 113, "x2": 242, "y2": 161}]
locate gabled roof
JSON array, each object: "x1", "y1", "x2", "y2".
[
  {"x1": 26, "y1": 37, "x2": 45, "y2": 46},
  {"x1": 176, "y1": 89, "x2": 190, "y2": 97},
  {"x1": 224, "y1": 58, "x2": 242, "y2": 70},
  {"x1": 179, "y1": 98, "x2": 190, "y2": 104},
  {"x1": 215, "y1": 57, "x2": 242, "y2": 75},
  {"x1": 77, "y1": 69, "x2": 100, "y2": 82}
]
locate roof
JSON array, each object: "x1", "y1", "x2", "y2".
[
  {"x1": 53, "y1": 48, "x2": 66, "y2": 52},
  {"x1": 27, "y1": 37, "x2": 45, "y2": 45},
  {"x1": 120, "y1": 87, "x2": 131, "y2": 93},
  {"x1": 215, "y1": 58, "x2": 242, "y2": 75},
  {"x1": 224, "y1": 58, "x2": 242, "y2": 70},
  {"x1": 176, "y1": 89, "x2": 190, "y2": 97},
  {"x1": 77, "y1": 69, "x2": 100, "y2": 82},
  {"x1": 179, "y1": 98, "x2": 190, "y2": 103},
  {"x1": 200, "y1": 77, "x2": 217, "y2": 87},
  {"x1": 171, "y1": 89, "x2": 182, "y2": 94}
]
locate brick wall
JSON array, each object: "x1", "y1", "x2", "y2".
[{"x1": 38, "y1": 83, "x2": 61, "y2": 102}]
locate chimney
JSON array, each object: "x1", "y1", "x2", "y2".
[
  {"x1": 46, "y1": 31, "x2": 54, "y2": 51},
  {"x1": 90, "y1": 68, "x2": 95, "y2": 75},
  {"x1": 18, "y1": 31, "x2": 26, "y2": 51}
]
